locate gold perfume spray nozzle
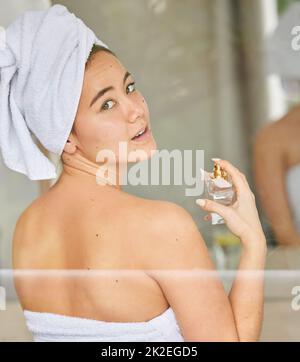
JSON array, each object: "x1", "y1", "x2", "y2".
[{"x1": 212, "y1": 162, "x2": 229, "y2": 181}]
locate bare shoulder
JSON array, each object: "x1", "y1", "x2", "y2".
[
  {"x1": 13, "y1": 190, "x2": 52, "y2": 231},
  {"x1": 254, "y1": 107, "x2": 300, "y2": 148},
  {"x1": 134, "y1": 198, "x2": 238, "y2": 341},
  {"x1": 12, "y1": 204, "x2": 37, "y2": 268},
  {"x1": 13, "y1": 197, "x2": 42, "y2": 243},
  {"x1": 253, "y1": 121, "x2": 281, "y2": 148},
  {"x1": 135, "y1": 199, "x2": 213, "y2": 271},
  {"x1": 12, "y1": 192, "x2": 57, "y2": 268}
]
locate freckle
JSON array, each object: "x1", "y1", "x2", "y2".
[
  {"x1": 96, "y1": 234, "x2": 99, "y2": 237},
  {"x1": 90, "y1": 198, "x2": 94, "y2": 202},
  {"x1": 115, "y1": 279, "x2": 118, "y2": 283},
  {"x1": 176, "y1": 238, "x2": 179, "y2": 241}
]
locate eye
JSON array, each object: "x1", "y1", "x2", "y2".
[
  {"x1": 100, "y1": 82, "x2": 136, "y2": 112},
  {"x1": 101, "y1": 99, "x2": 115, "y2": 111},
  {"x1": 127, "y1": 82, "x2": 136, "y2": 94}
]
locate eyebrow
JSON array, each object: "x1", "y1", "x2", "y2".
[{"x1": 89, "y1": 71, "x2": 132, "y2": 108}]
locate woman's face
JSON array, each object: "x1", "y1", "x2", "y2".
[{"x1": 70, "y1": 51, "x2": 157, "y2": 166}]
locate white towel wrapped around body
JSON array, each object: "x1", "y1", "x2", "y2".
[
  {"x1": 0, "y1": 4, "x2": 108, "y2": 180},
  {"x1": 23, "y1": 307, "x2": 185, "y2": 342}
]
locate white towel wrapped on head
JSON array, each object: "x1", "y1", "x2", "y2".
[{"x1": 0, "y1": 4, "x2": 109, "y2": 180}]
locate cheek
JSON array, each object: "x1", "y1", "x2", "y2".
[
  {"x1": 101, "y1": 122, "x2": 128, "y2": 145},
  {"x1": 80, "y1": 118, "x2": 128, "y2": 153},
  {"x1": 77, "y1": 118, "x2": 102, "y2": 145}
]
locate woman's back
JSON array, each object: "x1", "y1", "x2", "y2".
[
  {"x1": 12, "y1": 172, "x2": 245, "y2": 342},
  {"x1": 12, "y1": 181, "x2": 170, "y2": 324}
]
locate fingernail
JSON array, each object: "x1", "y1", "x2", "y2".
[
  {"x1": 196, "y1": 199, "x2": 206, "y2": 207},
  {"x1": 212, "y1": 158, "x2": 221, "y2": 163}
]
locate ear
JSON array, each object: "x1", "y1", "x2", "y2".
[{"x1": 63, "y1": 140, "x2": 77, "y2": 154}]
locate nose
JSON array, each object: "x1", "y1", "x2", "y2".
[{"x1": 124, "y1": 96, "x2": 145, "y2": 124}]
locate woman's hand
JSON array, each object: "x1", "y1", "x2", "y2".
[{"x1": 196, "y1": 159, "x2": 266, "y2": 249}]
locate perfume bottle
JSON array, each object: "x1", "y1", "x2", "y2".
[{"x1": 204, "y1": 161, "x2": 236, "y2": 225}]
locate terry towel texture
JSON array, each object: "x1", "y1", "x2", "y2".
[
  {"x1": 23, "y1": 307, "x2": 185, "y2": 342},
  {"x1": 0, "y1": 4, "x2": 108, "y2": 180}
]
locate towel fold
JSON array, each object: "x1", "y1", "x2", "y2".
[
  {"x1": 23, "y1": 307, "x2": 185, "y2": 342},
  {"x1": 0, "y1": 4, "x2": 109, "y2": 180}
]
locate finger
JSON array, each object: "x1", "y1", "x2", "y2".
[
  {"x1": 216, "y1": 158, "x2": 247, "y2": 183},
  {"x1": 196, "y1": 198, "x2": 232, "y2": 220}
]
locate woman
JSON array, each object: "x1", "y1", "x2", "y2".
[
  {"x1": 7, "y1": 6, "x2": 266, "y2": 342},
  {"x1": 252, "y1": 1, "x2": 300, "y2": 247},
  {"x1": 253, "y1": 104, "x2": 300, "y2": 247}
]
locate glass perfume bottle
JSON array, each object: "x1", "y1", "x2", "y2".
[{"x1": 204, "y1": 161, "x2": 236, "y2": 225}]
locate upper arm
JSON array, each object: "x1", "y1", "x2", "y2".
[
  {"x1": 12, "y1": 204, "x2": 42, "y2": 269},
  {"x1": 139, "y1": 201, "x2": 239, "y2": 342},
  {"x1": 252, "y1": 125, "x2": 282, "y2": 203},
  {"x1": 252, "y1": 124, "x2": 294, "y2": 236},
  {"x1": 12, "y1": 210, "x2": 32, "y2": 269},
  {"x1": 253, "y1": 124, "x2": 286, "y2": 189}
]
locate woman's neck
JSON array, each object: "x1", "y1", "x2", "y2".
[{"x1": 55, "y1": 151, "x2": 123, "y2": 191}]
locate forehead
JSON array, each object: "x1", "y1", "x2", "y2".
[{"x1": 85, "y1": 52, "x2": 125, "y2": 82}]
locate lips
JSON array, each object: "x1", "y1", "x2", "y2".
[{"x1": 131, "y1": 125, "x2": 148, "y2": 140}]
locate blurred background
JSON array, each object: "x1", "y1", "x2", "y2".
[{"x1": 1, "y1": 0, "x2": 300, "y2": 341}]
